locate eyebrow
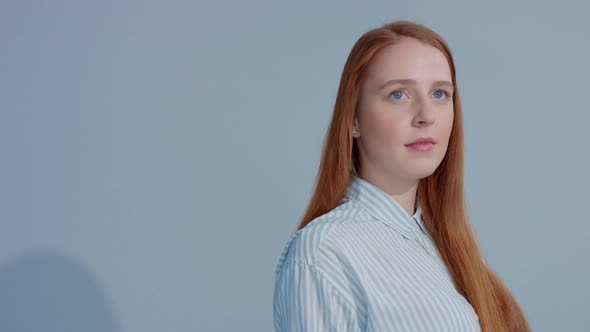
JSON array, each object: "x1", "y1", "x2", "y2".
[{"x1": 378, "y1": 78, "x2": 454, "y2": 91}]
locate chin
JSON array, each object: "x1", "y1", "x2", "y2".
[
  {"x1": 415, "y1": 170, "x2": 436, "y2": 180},
  {"x1": 408, "y1": 164, "x2": 438, "y2": 179}
]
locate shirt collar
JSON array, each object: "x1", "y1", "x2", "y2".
[{"x1": 342, "y1": 175, "x2": 426, "y2": 238}]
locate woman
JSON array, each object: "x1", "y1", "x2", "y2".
[{"x1": 273, "y1": 20, "x2": 531, "y2": 332}]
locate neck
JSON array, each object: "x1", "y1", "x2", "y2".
[{"x1": 359, "y1": 170, "x2": 419, "y2": 218}]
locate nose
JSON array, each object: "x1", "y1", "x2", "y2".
[{"x1": 413, "y1": 97, "x2": 435, "y2": 127}]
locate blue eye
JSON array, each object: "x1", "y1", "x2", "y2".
[
  {"x1": 389, "y1": 89, "x2": 406, "y2": 100},
  {"x1": 433, "y1": 90, "x2": 448, "y2": 99}
]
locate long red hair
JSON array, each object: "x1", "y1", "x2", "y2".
[{"x1": 296, "y1": 20, "x2": 531, "y2": 332}]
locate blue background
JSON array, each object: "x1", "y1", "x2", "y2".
[{"x1": 1, "y1": 1, "x2": 588, "y2": 331}]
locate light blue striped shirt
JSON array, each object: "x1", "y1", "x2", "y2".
[{"x1": 273, "y1": 175, "x2": 481, "y2": 331}]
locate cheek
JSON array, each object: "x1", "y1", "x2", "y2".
[
  {"x1": 443, "y1": 112, "x2": 454, "y2": 135},
  {"x1": 366, "y1": 116, "x2": 405, "y2": 146},
  {"x1": 363, "y1": 108, "x2": 403, "y2": 133},
  {"x1": 437, "y1": 113, "x2": 454, "y2": 149}
]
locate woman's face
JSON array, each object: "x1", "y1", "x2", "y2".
[{"x1": 355, "y1": 36, "x2": 454, "y2": 185}]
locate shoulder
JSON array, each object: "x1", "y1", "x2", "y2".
[{"x1": 274, "y1": 200, "x2": 371, "y2": 274}]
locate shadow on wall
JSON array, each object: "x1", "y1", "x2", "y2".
[{"x1": 0, "y1": 251, "x2": 120, "y2": 332}]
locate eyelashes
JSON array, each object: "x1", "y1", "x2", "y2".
[
  {"x1": 433, "y1": 90, "x2": 449, "y2": 99},
  {"x1": 389, "y1": 89, "x2": 407, "y2": 100},
  {"x1": 388, "y1": 89, "x2": 452, "y2": 101}
]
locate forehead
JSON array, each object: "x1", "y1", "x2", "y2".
[{"x1": 365, "y1": 37, "x2": 452, "y2": 87}]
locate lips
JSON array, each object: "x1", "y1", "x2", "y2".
[
  {"x1": 406, "y1": 142, "x2": 434, "y2": 152},
  {"x1": 405, "y1": 137, "x2": 436, "y2": 145}
]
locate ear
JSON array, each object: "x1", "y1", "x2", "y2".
[{"x1": 352, "y1": 117, "x2": 360, "y2": 137}]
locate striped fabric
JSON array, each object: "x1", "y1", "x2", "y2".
[{"x1": 273, "y1": 175, "x2": 481, "y2": 331}]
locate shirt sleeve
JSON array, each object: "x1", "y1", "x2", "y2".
[{"x1": 273, "y1": 260, "x2": 360, "y2": 332}]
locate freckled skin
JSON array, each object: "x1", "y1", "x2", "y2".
[{"x1": 354, "y1": 37, "x2": 454, "y2": 215}]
